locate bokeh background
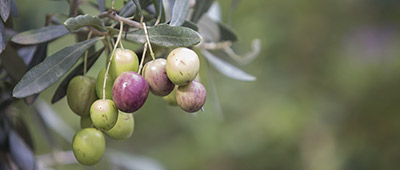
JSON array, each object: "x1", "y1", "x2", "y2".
[{"x1": 11, "y1": 0, "x2": 400, "y2": 169}]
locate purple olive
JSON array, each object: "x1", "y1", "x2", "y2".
[
  {"x1": 112, "y1": 71, "x2": 149, "y2": 113},
  {"x1": 143, "y1": 58, "x2": 174, "y2": 96},
  {"x1": 176, "y1": 81, "x2": 206, "y2": 113}
]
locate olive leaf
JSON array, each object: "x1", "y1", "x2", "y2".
[
  {"x1": 170, "y1": 0, "x2": 189, "y2": 26},
  {"x1": 12, "y1": 37, "x2": 102, "y2": 98},
  {"x1": 11, "y1": 25, "x2": 69, "y2": 45},
  {"x1": 0, "y1": 21, "x2": 5, "y2": 54},
  {"x1": 125, "y1": 24, "x2": 201, "y2": 47},
  {"x1": 181, "y1": 20, "x2": 199, "y2": 31},
  {"x1": 218, "y1": 22, "x2": 238, "y2": 42},
  {"x1": 120, "y1": 0, "x2": 136, "y2": 17},
  {"x1": 0, "y1": 46, "x2": 27, "y2": 83},
  {"x1": 201, "y1": 49, "x2": 256, "y2": 81},
  {"x1": 97, "y1": 0, "x2": 106, "y2": 12},
  {"x1": 153, "y1": 0, "x2": 164, "y2": 23},
  {"x1": 64, "y1": 14, "x2": 107, "y2": 32},
  {"x1": 51, "y1": 48, "x2": 104, "y2": 104},
  {"x1": 191, "y1": 0, "x2": 214, "y2": 23},
  {"x1": 0, "y1": 0, "x2": 10, "y2": 22}
]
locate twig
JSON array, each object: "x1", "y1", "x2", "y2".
[{"x1": 99, "y1": 11, "x2": 143, "y2": 29}]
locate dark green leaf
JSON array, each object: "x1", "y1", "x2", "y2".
[
  {"x1": 27, "y1": 43, "x2": 48, "y2": 70},
  {"x1": 125, "y1": 24, "x2": 201, "y2": 47},
  {"x1": 191, "y1": 0, "x2": 214, "y2": 23},
  {"x1": 23, "y1": 43, "x2": 48, "y2": 105},
  {"x1": 181, "y1": 20, "x2": 198, "y2": 31},
  {"x1": 12, "y1": 37, "x2": 101, "y2": 98},
  {"x1": 170, "y1": 0, "x2": 189, "y2": 26},
  {"x1": 197, "y1": 15, "x2": 219, "y2": 42},
  {"x1": 97, "y1": 0, "x2": 105, "y2": 12},
  {"x1": 153, "y1": 0, "x2": 164, "y2": 23},
  {"x1": 0, "y1": 46, "x2": 27, "y2": 83},
  {"x1": 64, "y1": 14, "x2": 107, "y2": 32},
  {"x1": 133, "y1": 0, "x2": 143, "y2": 18},
  {"x1": 201, "y1": 50, "x2": 256, "y2": 81},
  {"x1": 0, "y1": 21, "x2": 5, "y2": 53},
  {"x1": 218, "y1": 22, "x2": 238, "y2": 42},
  {"x1": 11, "y1": 25, "x2": 69, "y2": 45},
  {"x1": 10, "y1": 0, "x2": 17, "y2": 17},
  {"x1": 0, "y1": 0, "x2": 10, "y2": 22},
  {"x1": 51, "y1": 48, "x2": 104, "y2": 104},
  {"x1": 17, "y1": 45, "x2": 37, "y2": 66},
  {"x1": 120, "y1": 0, "x2": 136, "y2": 17}
]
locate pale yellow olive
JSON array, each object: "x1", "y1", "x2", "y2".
[{"x1": 166, "y1": 48, "x2": 200, "y2": 86}]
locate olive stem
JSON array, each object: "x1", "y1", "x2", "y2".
[
  {"x1": 102, "y1": 21, "x2": 124, "y2": 100},
  {"x1": 119, "y1": 40, "x2": 124, "y2": 50},
  {"x1": 142, "y1": 23, "x2": 156, "y2": 61},
  {"x1": 138, "y1": 43, "x2": 148, "y2": 75},
  {"x1": 83, "y1": 31, "x2": 93, "y2": 76}
]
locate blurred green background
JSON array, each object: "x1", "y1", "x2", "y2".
[{"x1": 12, "y1": 0, "x2": 400, "y2": 169}]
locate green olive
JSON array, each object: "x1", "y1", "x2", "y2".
[
  {"x1": 162, "y1": 85, "x2": 178, "y2": 106},
  {"x1": 90, "y1": 99, "x2": 118, "y2": 131},
  {"x1": 95, "y1": 68, "x2": 113, "y2": 99},
  {"x1": 67, "y1": 76, "x2": 97, "y2": 116},
  {"x1": 72, "y1": 128, "x2": 105, "y2": 166},
  {"x1": 104, "y1": 111, "x2": 134, "y2": 140},
  {"x1": 109, "y1": 48, "x2": 139, "y2": 80},
  {"x1": 80, "y1": 115, "x2": 92, "y2": 129}
]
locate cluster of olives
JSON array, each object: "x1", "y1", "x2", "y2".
[{"x1": 66, "y1": 47, "x2": 206, "y2": 166}]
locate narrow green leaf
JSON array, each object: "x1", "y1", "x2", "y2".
[
  {"x1": 0, "y1": 21, "x2": 5, "y2": 53},
  {"x1": 0, "y1": 46, "x2": 27, "y2": 83},
  {"x1": 191, "y1": 0, "x2": 214, "y2": 23},
  {"x1": 0, "y1": 0, "x2": 10, "y2": 22},
  {"x1": 97, "y1": 0, "x2": 105, "y2": 12},
  {"x1": 12, "y1": 37, "x2": 101, "y2": 98},
  {"x1": 11, "y1": 25, "x2": 69, "y2": 45},
  {"x1": 197, "y1": 15, "x2": 219, "y2": 42},
  {"x1": 119, "y1": 0, "x2": 136, "y2": 17},
  {"x1": 51, "y1": 48, "x2": 104, "y2": 104},
  {"x1": 170, "y1": 0, "x2": 189, "y2": 26},
  {"x1": 64, "y1": 14, "x2": 107, "y2": 32},
  {"x1": 218, "y1": 22, "x2": 238, "y2": 42},
  {"x1": 132, "y1": 0, "x2": 143, "y2": 18},
  {"x1": 153, "y1": 0, "x2": 164, "y2": 23},
  {"x1": 201, "y1": 50, "x2": 256, "y2": 81},
  {"x1": 10, "y1": 0, "x2": 18, "y2": 17},
  {"x1": 182, "y1": 20, "x2": 198, "y2": 31},
  {"x1": 125, "y1": 24, "x2": 201, "y2": 47}
]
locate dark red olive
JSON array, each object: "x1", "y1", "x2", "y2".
[{"x1": 112, "y1": 71, "x2": 149, "y2": 113}]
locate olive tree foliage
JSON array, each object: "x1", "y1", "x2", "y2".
[{"x1": 0, "y1": 0, "x2": 260, "y2": 169}]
